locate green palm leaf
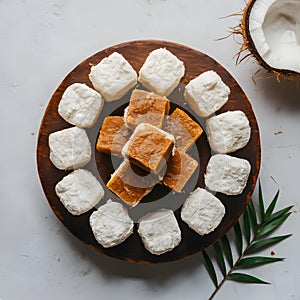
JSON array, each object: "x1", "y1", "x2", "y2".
[
  {"x1": 257, "y1": 213, "x2": 292, "y2": 238},
  {"x1": 265, "y1": 190, "x2": 280, "y2": 219},
  {"x1": 228, "y1": 273, "x2": 270, "y2": 284},
  {"x1": 221, "y1": 235, "x2": 233, "y2": 267},
  {"x1": 237, "y1": 256, "x2": 284, "y2": 267},
  {"x1": 234, "y1": 221, "x2": 243, "y2": 255},
  {"x1": 248, "y1": 200, "x2": 258, "y2": 233},
  {"x1": 245, "y1": 234, "x2": 292, "y2": 254},
  {"x1": 263, "y1": 206, "x2": 293, "y2": 226},
  {"x1": 258, "y1": 180, "x2": 265, "y2": 222},
  {"x1": 204, "y1": 182, "x2": 292, "y2": 299},
  {"x1": 202, "y1": 250, "x2": 218, "y2": 287},
  {"x1": 243, "y1": 209, "x2": 251, "y2": 244},
  {"x1": 214, "y1": 241, "x2": 226, "y2": 276}
]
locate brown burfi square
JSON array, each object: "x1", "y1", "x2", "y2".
[
  {"x1": 162, "y1": 149, "x2": 198, "y2": 193},
  {"x1": 123, "y1": 123, "x2": 174, "y2": 174},
  {"x1": 125, "y1": 89, "x2": 170, "y2": 129},
  {"x1": 163, "y1": 108, "x2": 203, "y2": 152},
  {"x1": 106, "y1": 160, "x2": 157, "y2": 206},
  {"x1": 96, "y1": 116, "x2": 131, "y2": 157}
]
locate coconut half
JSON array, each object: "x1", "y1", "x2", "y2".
[{"x1": 238, "y1": 0, "x2": 300, "y2": 78}]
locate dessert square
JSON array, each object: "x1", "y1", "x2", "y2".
[
  {"x1": 206, "y1": 110, "x2": 251, "y2": 153},
  {"x1": 90, "y1": 200, "x2": 134, "y2": 248},
  {"x1": 204, "y1": 154, "x2": 251, "y2": 195},
  {"x1": 58, "y1": 83, "x2": 103, "y2": 128},
  {"x1": 184, "y1": 70, "x2": 230, "y2": 117},
  {"x1": 49, "y1": 127, "x2": 91, "y2": 170},
  {"x1": 138, "y1": 48, "x2": 185, "y2": 96},
  {"x1": 122, "y1": 123, "x2": 175, "y2": 174},
  {"x1": 96, "y1": 116, "x2": 131, "y2": 157},
  {"x1": 89, "y1": 52, "x2": 137, "y2": 102},
  {"x1": 55, "y1": 169, "x2": 104, "y2": 215},
  {"x1": 138, "y1": 209, "x2": 181, "y2": 255},
  {"x1": 163, "y1": 108, "x2": 203, "y2": 152},
  {"x1": 124, "y1": 89, "x2": 170, "y2": 129},
  {"x1": 181, "y1": 188, "x2": 225, "y2": 235},
  {"x1": 106, "y1": 160, "x2": 157, "y2": 207},
  {"x1": 162, "y1": 150, "x2": 198, "y2": 193}
]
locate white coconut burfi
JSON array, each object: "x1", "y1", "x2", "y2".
[
  {"x1": 89, "y1": 52, "x2": 137, "y2": 102},
  {"x1": 138, "y1": 48, "x2": 185, "y2": 96},
  {"x1": 58, "y1": 83, "x2": 103, "y2": 128},
  {"x1": 89, "y1": 200, "x2": 134, "y2": 248},
  {"x1": 49, "y1": 127, "x2": 91, "y2": 170},
  {"x1": 55, "y1": 169, "x2": 104, "y2": 215},
  {"x1": 206, "y1": 110, "x2": 251, "y2": 153},
  {"x1": 205, "y1": 154, "x2": 251, "y2": 195},
  {"x1": 138, "y1": 209, "x2": 181, "y2": 255},
  {"x1": 181, "y1": 188, "x2": 225, "y2": 235},
  {"x1": 184, "y1": 70, "x2": 230, "y2": 117}
]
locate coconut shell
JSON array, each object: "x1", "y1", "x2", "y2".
[{"x1": 236, "y1": 0, "x2": 300, "y2": 80}]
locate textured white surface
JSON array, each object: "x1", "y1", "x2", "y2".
[
  {"x1": 184, "y1": 70, "x2": 230, "y2": 117},
  {"x1": 89, "y1": 52, "x2": 137, "y2": 101},
  {"x1": 58, "y1": 83, "x2": 103, "y2": 128},
  {"x1": 138, "y1": 48, "x2": 185, "y2": 96},
  {"x1": 138, "y1": 209, "x2": 181, "y2": 255},
  {"x1": 181, "y1": 188, "x2": 225, "y2": 236},
  {"x1": 1, "y1": 0, "x2": 300, "y2": 299},
  {"x1": 49, "y1": 126, "x2": 91, "y2": 170},
  {"x1": 205, "y1": 154, "x2": 251, "y2": 195},
  {"x1": 206, "y1": 110, "x2": 251, "y2": 153},
  {"x1": 90, "y1": 200, "x2": 134, "y2": 248},
  {"x1": 55, "y1": 169, "x2": 104, "y2": 215}
]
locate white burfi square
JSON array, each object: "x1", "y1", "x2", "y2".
[
  {"x1": 55, "y1": 169, "x2": 104, "y2": 215},
  {"x1": 138, "y1": 209, "x2": 181, "y2": 255},
  {"x1": 206, "y1": 110, "x2": 251, "y2": 153},
  {"x1": 89, "y1": 200, "x2": 134, "y2": 248},
  {"x1": 138, "y1": 48, "x2": 185, "y2": 96},
  {"x1": 184, "y1": 70, "x2": 230, "y2": 117},
  {"x1": 49, "y1": 127, "x2": 91, "y2": 170},
  {"x1": 58, "y1": 83, "x2": 103, "y2": 128},
  {"x1": 89, "y1": 52, "x2": 137, "y2": 102},
  {"x1": 204, "y1": 154, "x2": 251, "y2": 195},
  {"x1": 181, "y1": 188, "x2": 225, "y2": 235}
]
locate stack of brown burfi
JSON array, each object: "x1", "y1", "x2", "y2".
[
  {"x1": 162, "y1": 149, "x2": 198, "y2": 193},
  {"x1": 122, "y1": 123, "x2": 175, "y2": 175},
  {"x1": 96, "y1": 116, "x2": 131, "y2": 157},
  {"x1": 162, "y1": 108, "x2": 202, "y2": 191},
  {"x1": 97, "y1": 89, "x2": 203, "y2": 206},
  {"x1": 163, "y1": 108, "x2": 203, "y2": 152},
  {"x1": 106, "y1": 160, "x2": 157, "y2": 207},
  {"x1": 124, "y1": 89, "x2": 170, "y2": 129}
]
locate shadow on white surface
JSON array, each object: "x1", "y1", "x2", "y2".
[
  {"x1": 257, "y1": 76, "x2": 300, "y2": 112},
  {"x1": 59, "y1": 223, "x2": 204, "y2": 281}
]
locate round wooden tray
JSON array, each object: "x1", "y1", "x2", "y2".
[{"x1": 37, "y1": 40, "x2": 261, "y2": 263}]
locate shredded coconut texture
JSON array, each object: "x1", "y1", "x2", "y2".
[
  {"x1": 181, "y1": 188, "x2": 225, "y2": 235},
  {"x1": 90, "y1": 200, "x2": 134, "y2": 248}
]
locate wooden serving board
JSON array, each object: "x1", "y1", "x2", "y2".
[{"x1": 36, "y1": 40, "x2": 261, "y2": 263}]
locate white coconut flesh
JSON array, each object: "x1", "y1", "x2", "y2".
[{"x1": 248, "y1": 0, "x2": 300, "y2": 73}]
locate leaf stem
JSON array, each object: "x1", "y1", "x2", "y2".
[{"x1": 208, "y1": 227, "x2": 263, "y2": 299}]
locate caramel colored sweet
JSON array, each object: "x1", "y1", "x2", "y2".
[
  {"x1": 163, "y1": 108, "x2": 203, "y2": 152},
  {"x1": 106, "y1": 160, "x2": 157, "y2": 206},
  {"x1": 125, "y1": 89, "x2": 170, "y2": 129},
  {"x1": 162, "y1": 149, "x2": 198, "y2": 193},
  {"x1": 96, "y1": 116, "x2": 131, "y2": 157},
  {"x1": 123, "y1": 123, "x2": 174, "y2": 174}
]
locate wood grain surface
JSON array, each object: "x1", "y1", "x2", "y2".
[{"x1": 36, "y1": 40, "x2": 261, "y2": 263}]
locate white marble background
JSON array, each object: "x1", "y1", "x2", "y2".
[{"x1": 1, "y1": 0, "x2": 299, "y2": 299}]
